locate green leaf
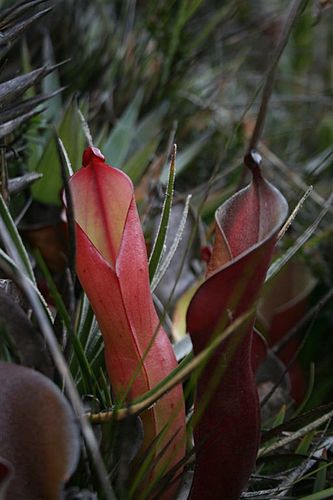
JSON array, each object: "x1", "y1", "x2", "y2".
[
  {"x1": 42, "y1": 31, "x2": 62, "y2": 121},
  {"x1": 187, "y1": 4, "x2": 234, "y2": 53},
  {"x1": 102, "y1": 89, "x2": 144, "y2": 166},
  {"x1": 160, "y1": 0, "x2": 203, "y2": 85},
  {"x1": 313, "y1": 454, "x2": 328, "y2": 494},
  {"x1": 130, "y1": 102, "x2": 168, "y2": 151},
  {"x1": 299, "y1": 487, "x2": 333, "y2": 500},
  {"x1": 296, "y1": 430, "x2": 315, "y2": 455},
  {"x1": 31, "y1": 98, "x2": 88, "y2": 205},
  {"x1": 123, "y1": 137, "x2": 159, "y2": 184},
  {"x1": 269, "y1": 404, "x2": 287, "y2": 428},
  {"x1": 160, "y1": 134, "x2": 209, "y2": 184}
]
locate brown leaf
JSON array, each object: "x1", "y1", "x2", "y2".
[{"x1": 0, "y1": 363, "x2": 80, "y2": 500}]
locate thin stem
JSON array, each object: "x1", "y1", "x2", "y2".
[
  {"x1": 247, "y1": 0, "x2": 309, "y2": 153},
  {"x1": 56, "y1": 136, "x2": 76, "y2": 282},
  {"x1": 259, "y1": 408, "x2": 333, "y2": 457},
  {"x1": 87, "y1": 306, "x2": 255, "y2": 424}
]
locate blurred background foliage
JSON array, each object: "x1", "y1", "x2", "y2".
[
  {"x1": 1, "y1": 0, "x2": 333, "y2": 497},
  {"x1": 2, "y1": 0, "x2": 332, "y2": 199}
]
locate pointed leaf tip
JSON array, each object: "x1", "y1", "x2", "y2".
[{"x1": 82, "y1": 146, "x2": 105, "y2": 166}]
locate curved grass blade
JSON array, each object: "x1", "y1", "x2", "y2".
[
  {"x1": 266, "y1": 191, "x2": 333, "y2": 282},
  {"x1": 102, "y1": 89, "x2": 144, "y2": 166},
  {"x1": 151, "y1": 194, "x2": 191, "y2": 292},
  {"x1": 299, "y1": 487, "x2": 333, "y2": 500},
  {"x1": 149, "y1": 144, "x2": 177, "y2": 282},
  {"x1": 87, "y1": 306, "x2": 256, "y2": 424},
  {"x1": 34, "y1": 250, "x2": 106, "y2": 401},
  {"x1": 0, "y1": 193, "x2": 36, "y2": 284}
]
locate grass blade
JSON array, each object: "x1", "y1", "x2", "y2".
[
  {"x1": 0, "y1": 193, "x2": 36, "y2": 284},
  {"x1": 299, "y1": 488, "x2": 333, "y2": 500},
  {"x1": 151, "y1": 194, "x2": 192, "y2": 292},
  {"x1": 149, "y1": 144, "x2": 177, "y2": 281}
]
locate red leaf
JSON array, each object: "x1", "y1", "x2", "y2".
[
  {"x1": 69, "y1": 147, "x2": 185, "y2": 495},
  {"x1": 187, "y1": 158, "x2": 288, "y2": 500},
  {"x1": 0, "y1": 363, "x2": 80, "y2": 500}
]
